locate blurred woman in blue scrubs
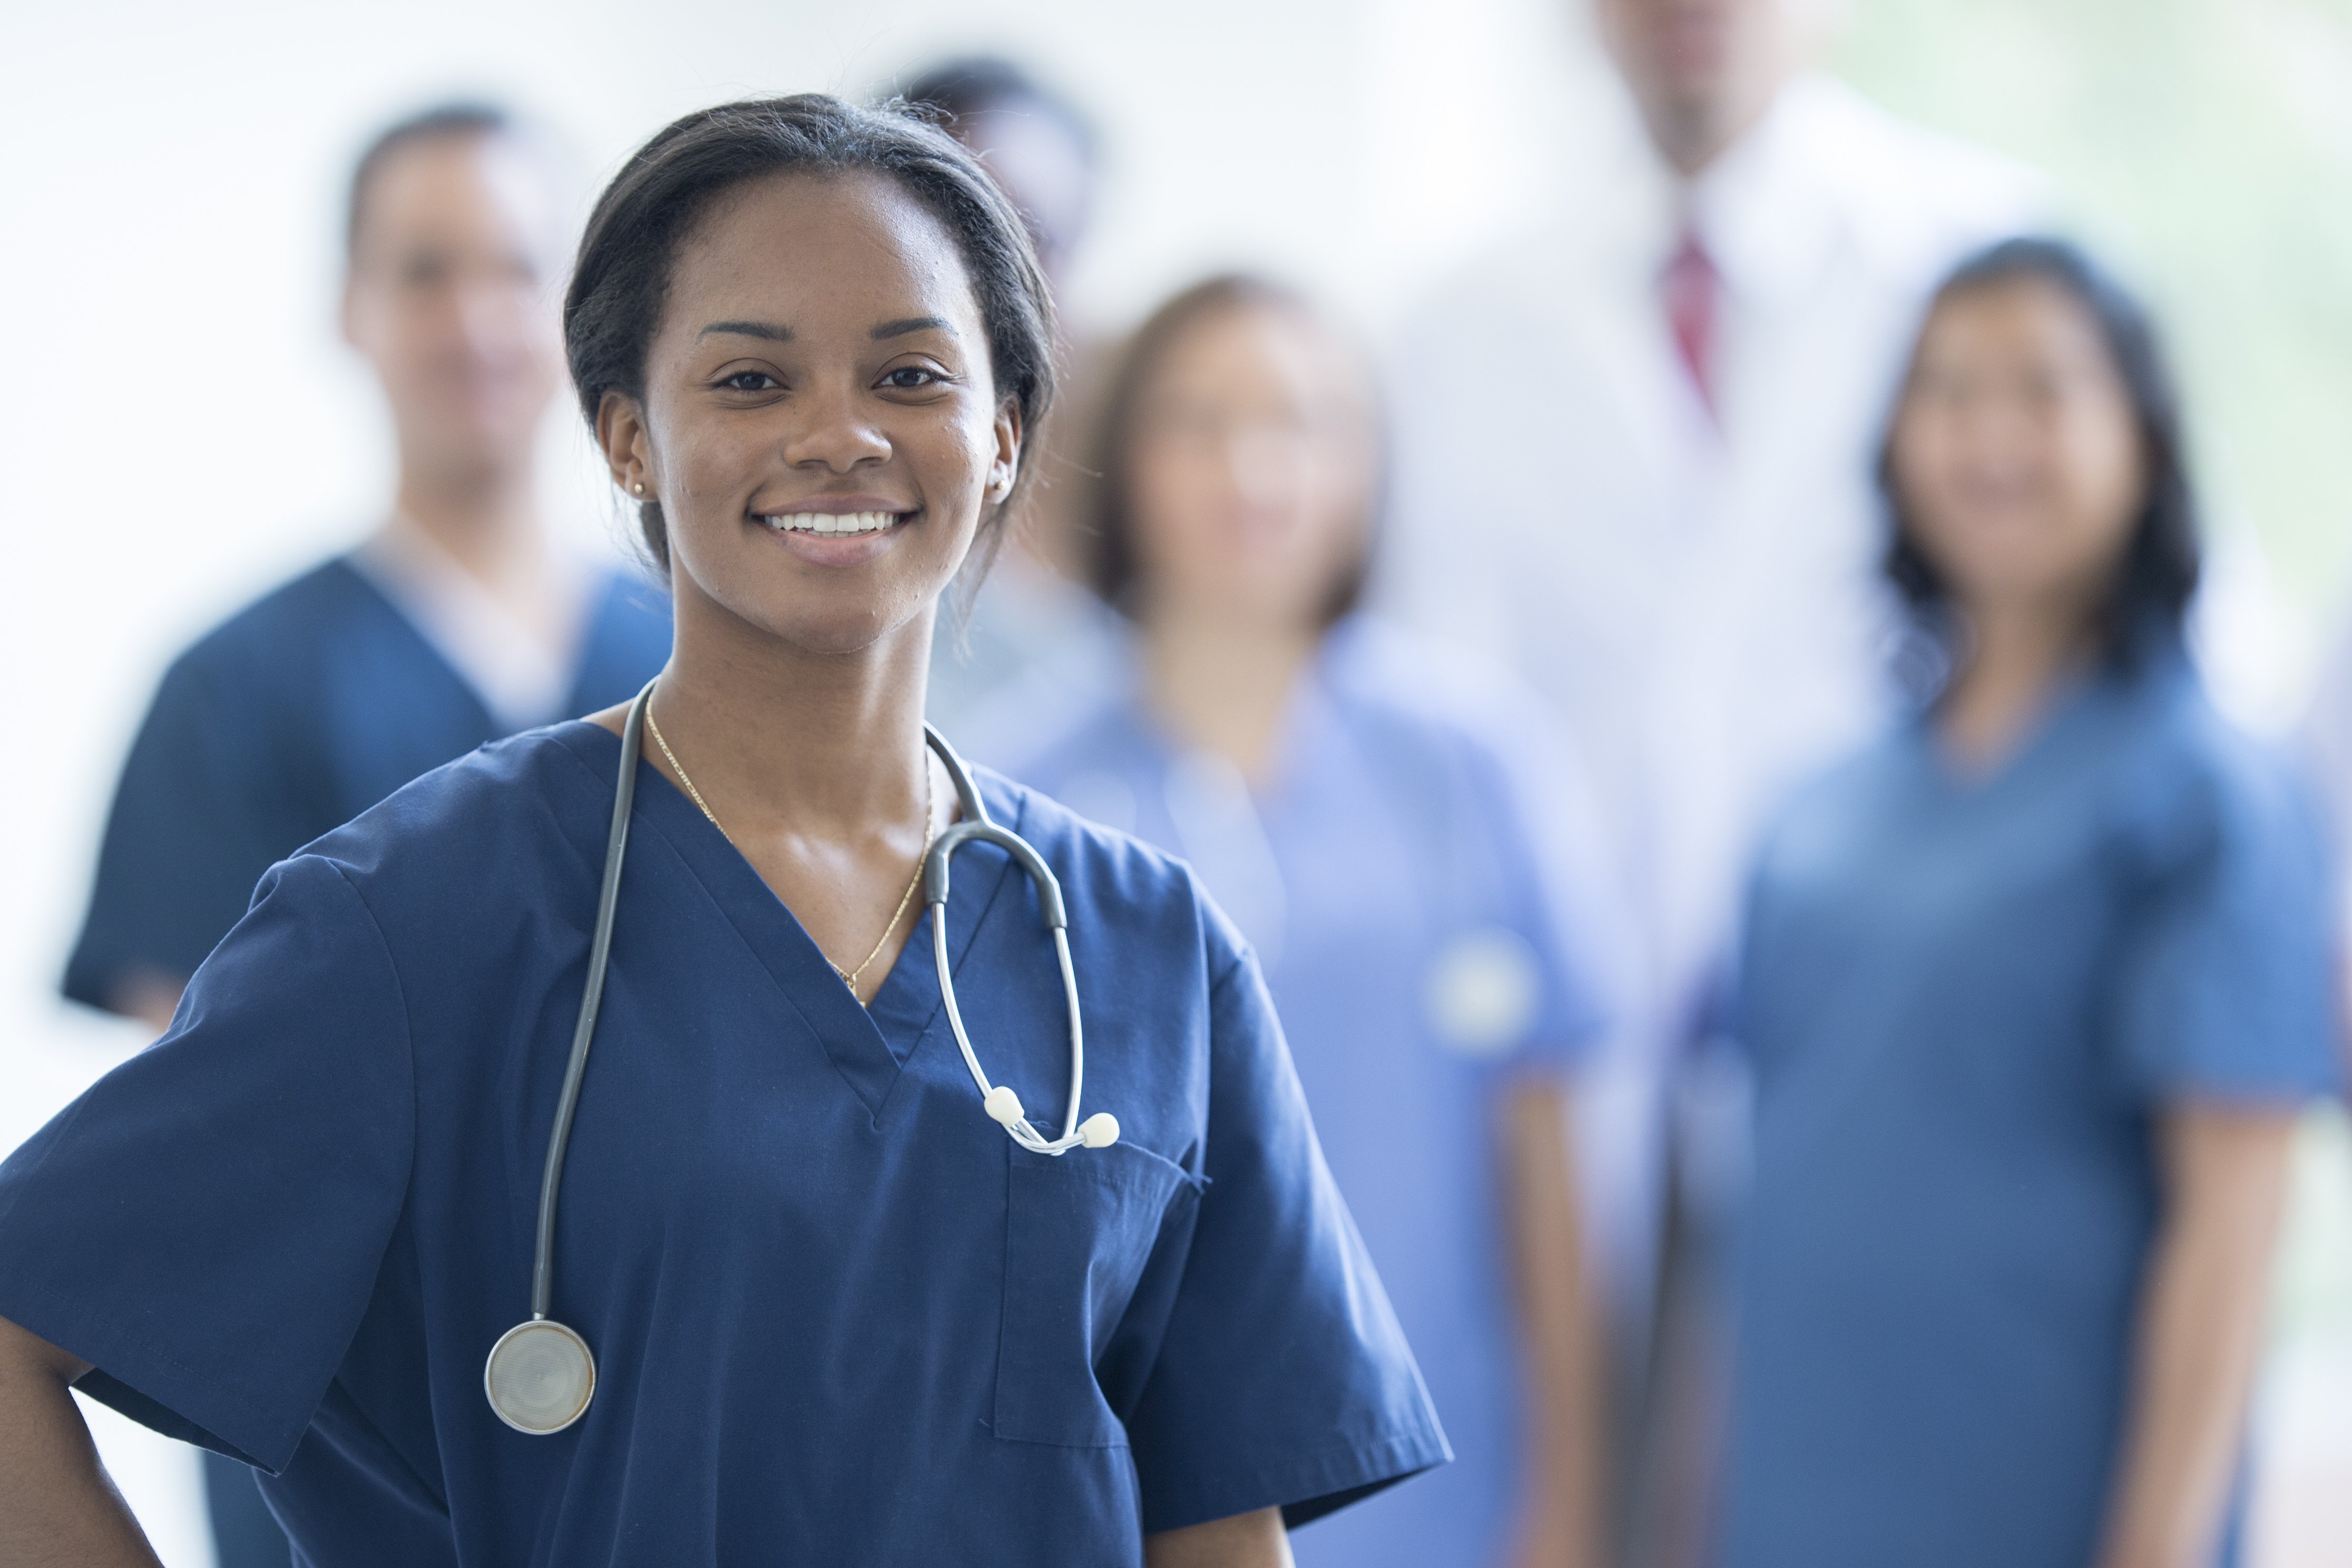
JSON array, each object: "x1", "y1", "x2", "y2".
[
  {"x1": 58, "y1": 102, "x2": 670, "y2": 1567},
  {"x1": 0, "y1": 97, "x2": 1442, "y2": 1565},
  {"x1": 999, "y1": 275, "x2": 1617, "y2": 1568},
  {"x1": 1719, "y1": 239, "x2": 2340, "y2": 1568}
]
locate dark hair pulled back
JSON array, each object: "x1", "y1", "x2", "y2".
[
  {"x1": 565, "y1": 93, "x2": 1058, "y2": 576},
  {"x1": 1883, "y1": 236, "x2": 2200, "y2": 674}
]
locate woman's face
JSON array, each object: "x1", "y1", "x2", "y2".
[
  {"x1": 601, "y1": 170, "x2": 1018, "y2": 657},
  {"x1": 1890, "y1": 277, "x2": 2148, "y2": 623},
  {"x1": 1124, "y1": 302, "x2": 1377, "y2": 635}
]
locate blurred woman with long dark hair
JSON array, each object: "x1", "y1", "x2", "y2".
[{"x1": 1718, "y1": 238, "x2": 2339, "y2": 1568}]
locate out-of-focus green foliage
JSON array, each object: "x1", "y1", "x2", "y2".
[{"x1": 1837, "y1": 0, "x2": 2352, "y2": 623}]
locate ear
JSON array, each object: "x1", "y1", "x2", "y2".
[
  {"x1": 986, "y1": 395, "x2": 1025, "y2": 508},
  {"x1": 595, "y1": 389, "x2": 654, "y2": 499}
]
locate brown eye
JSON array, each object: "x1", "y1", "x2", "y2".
[
  {"x1": 882, "y1": 367, "x2": 938, "y2": 389},
  {"x1": 722, "y1": 371, "x2": 780, "y2": 393}
]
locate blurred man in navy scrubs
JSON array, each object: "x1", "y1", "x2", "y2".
[
  {"x1": 61, "y1": 101, "x2": 670, "y2": 1567},
  {"x1": 1384, "y1": 1, "x2": 2040, "y2": 1555}
]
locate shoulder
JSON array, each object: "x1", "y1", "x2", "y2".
[
  {"x1": 293, "y1": 723, "x2": 605, "y2": 914},
  {"x1": 981, "y1": 765, "x2": 1250, "y2": 981},
  {"x1": 2105, "y1": 660, "x2": 2326, "y2": 872},
  {"x1": 974, "y1": 649, "x2": 1148, "y2": 789},
  {"x1": 1778, "y1": 76, "x2": 2050, "y2": 271},
  {"x1": 158, "y1": 556, "x2": 385, "y2": 693},
  {"x1": 1317, "y1": 619, "x2": 1586, "y2": 803},
  {"x1": 955, "y1": 628, "x2": 1143, "y2": 784}
]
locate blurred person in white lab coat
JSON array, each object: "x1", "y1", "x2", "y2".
[
  {"x1": 1383, "y1": 0, "x2": 2039, "y2": 1551},
  {"x1": 900, "y1": 56, "x2": 1124, "y2": 731}
]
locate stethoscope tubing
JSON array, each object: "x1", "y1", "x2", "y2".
[
  {"x1": 526, "y1": 685, "x2": 1102, "y2": 1317},
  {"x1": 529, "y1": 682, "x2": 651, "y2": 1321}
]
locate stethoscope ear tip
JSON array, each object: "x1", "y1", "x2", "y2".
[
  {"x1": 983, "y1": 1084, "x2": 1027, "y2": 1127},
  {"x1": 1077, "y1": 1112, "x2": 1120, "y2": 1149}
]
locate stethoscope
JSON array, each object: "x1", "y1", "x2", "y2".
[{"x1": 484, "y1": 683, "x2": 1120, "y2": 1435}]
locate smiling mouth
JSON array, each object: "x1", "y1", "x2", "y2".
[{"x1": 757, "y1": 509, "x2": 907, "y2": 536}]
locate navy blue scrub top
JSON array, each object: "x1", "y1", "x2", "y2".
[
  {"x1": 63, "y1": 554, "x2": 673, "y2": 1012},
  {"x1": 0, "y1": 724, "x2": 1446, "y2": 1564},
  {"x1": 1719, "y1": 651, "x2": 2341, "y2": 1568}
]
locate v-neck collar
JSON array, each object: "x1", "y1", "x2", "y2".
[
  {"x1": 1911, "y1": 673, "x2": 2106, "y2": 805},
  {"x1": 552, "y1": 722, "x2": 1023, "y2": 1123}
]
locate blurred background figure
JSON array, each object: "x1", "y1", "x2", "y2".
[
  {"x1": 1722, "y1": 238, "x2": 2338, "y2": 1568},
  {"x1": 899, "y1": 55, "x2": 1125, "y2": 731},
  {"x1": 1382, "y1": 0, "x2": 2041, "y2": 1549},
  {"x1": 58, "y1": 101, "x2": 671, "y2": 1567},
  {"x1": 997, "y1": 274, "x2": 1626, "y2": 1568}
]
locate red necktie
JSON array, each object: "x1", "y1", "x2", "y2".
[{"x1": 1661, "y1": 229, "x2": 1720, "y2": 419}]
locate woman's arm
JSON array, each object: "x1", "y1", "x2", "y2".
[
  {"x1": 1498, "y1": 1080, "x2": 1604, "y2": 1568},
  {"x1": 1144, "y1": 1506, "x2": 1293, "y2": 1567},
  {"x1": 0, "y1": 1314, "x2": 163, "y2": 1565},
  {"x1": 2096, "y1": 1104, "x2": 2300, "y2": 1568}
]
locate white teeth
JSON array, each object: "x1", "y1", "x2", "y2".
[{"x1": 760, "y1": 509, "x2": 900, "y2": 535}]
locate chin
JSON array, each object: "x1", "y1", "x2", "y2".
[{"x1": 743, "y1": 587, "x2": 939, "y2": 662}]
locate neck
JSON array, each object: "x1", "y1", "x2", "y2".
[
  {"x1": 1645, "y1": 81, "x2": 1779, "y2": 180},
  {"x1": 1140, "y1": 603, "x2": 1320, "y2": 782},
  {"x1": 1939, "y1": 596, "x2": 2095, "y2": 768},
  {"x1": 653, "y1": 585, "x2": 937, "y2": 838},
  {"x1": 393, "y1": 449, "x2": 543, "y2": 585}
]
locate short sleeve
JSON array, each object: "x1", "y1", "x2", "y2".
[
  {"x1": 1124, "y1": 943, "x2": 1450, "y2": 1534},
  {"x1": 0, "y1": 855, "x2": 415, "y2": 1471},
  {"x1": 2111, "y1": 751, "x2": 2343, "y2": 1103},
  {"x1": 63, "y1": 650, "x2": 313, "y2": 1010}
]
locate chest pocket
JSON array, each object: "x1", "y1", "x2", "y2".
[{"x1": 995, "y1": 1140, "x2": 1200, "y2": 1447}]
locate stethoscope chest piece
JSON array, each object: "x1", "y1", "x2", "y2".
[{"x1": 485, "y1": 1318, "x2": 596, "y2": 1434}]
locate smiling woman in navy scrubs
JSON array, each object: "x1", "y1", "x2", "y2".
[
  {"x1": 1718, "y1": 239, "x2": 2340, "y2": 1568},
  {"x1": 0, "y1": 96, "x2": 1443, "y2": 1566}
]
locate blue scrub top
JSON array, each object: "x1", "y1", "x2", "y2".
[
  {"x1": 0, "y1": 724, "x2": 1445, "y2": 1563},
  {"x1": 63, "y1": 554, "x2": 673, "y2": 1011},
  {"x1": 1720, "y1": 650, "x2": 2341, "y2": 1568},
  {"x1": 997, "y1": 619, "x2": 1608, "y2": 1568}
]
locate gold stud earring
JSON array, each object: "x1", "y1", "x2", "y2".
[{"x1": 631, "y1": 481, "x2": 645, "y2": 495}]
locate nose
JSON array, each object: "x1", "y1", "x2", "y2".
[
  {"x1": 783, "y1": 380, "x2": 891, "y2": 473},
  {"x1": 448, "y1": 272, "x2": 537, "y2": 359},
  {"x1": 1223, "y1": 423, "x2": 1303, "y2": 508}
]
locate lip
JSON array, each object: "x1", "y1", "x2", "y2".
[
  {"x1": 751, "y1": 493, "x2": 913, "y2": 517},
  {"x1": 749, "y1": 501, "x2": 918, "y2": 568}
]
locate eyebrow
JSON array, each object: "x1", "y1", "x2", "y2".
[
  {"x1": 871, "y1": 316, "x2": 953, "y2": 340},
  {"x1": 698, "y1": 320, "x2": 791, "y2": 341}
]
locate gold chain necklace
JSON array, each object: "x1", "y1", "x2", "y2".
[{"x1": 643, "y1": 700, "x2": 935, "y2": 995}]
